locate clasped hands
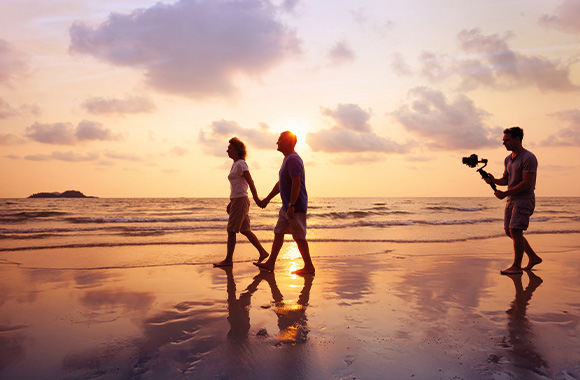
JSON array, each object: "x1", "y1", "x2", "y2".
[
  {"x1": 253, "y1": 196, "x2": 270, "y2": 209},
  {"x1": 252, "y1": 197, "x2": 294, "y2": 219}
]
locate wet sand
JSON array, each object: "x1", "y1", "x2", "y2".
[{"x1": 1, "y1": 234, "x2": 579, "y2": 380}]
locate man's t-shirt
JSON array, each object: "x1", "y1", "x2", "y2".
[
  {"x1": 228, "y1": 159, "x2": 249, "y2": 199},
  {"x1": 503, "y1": 149, "x2": 537, "y2": 200},
  {"x1": 279, "y1": 152, "x2": 307, "y2": 213}
]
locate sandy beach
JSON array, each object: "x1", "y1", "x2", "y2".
[{"x1": 1, "y1": 232, "x2": 579, "y2": 380}]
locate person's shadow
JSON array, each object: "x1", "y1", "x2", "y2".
[
  {"x1": 503, "y1": 270, "x2": 548, "y2": 375},
  {"x1": 221, "y1": 267, "x2": 313, "y2": 344}
]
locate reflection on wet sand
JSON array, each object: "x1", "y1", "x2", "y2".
[
  {"x1": 502, "y1": 271, "x2": 548, "y2": 376},
  {"x1": 222, "y1": 267, "x2": 313, "y2": 345}
]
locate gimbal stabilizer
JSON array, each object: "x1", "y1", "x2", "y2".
[{"x1": 462, "y1": 154, "x2": 497, "y2": 192}]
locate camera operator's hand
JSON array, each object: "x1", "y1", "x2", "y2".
[
  {"x1": 494, "y1": 190, "x2": 508, "y2": 200},
  {"x1": 484, "y1": 173, "x2": 495, "y2": 184}
]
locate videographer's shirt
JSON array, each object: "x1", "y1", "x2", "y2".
[{"x1": 503, "y1": 149, "x2": 537, "y2": 200}]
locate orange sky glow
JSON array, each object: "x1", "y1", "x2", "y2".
[{"x1": 1, "y1": 0, "x2": 579, "y2": 198}]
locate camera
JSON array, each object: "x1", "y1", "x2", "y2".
[
  {"x1": 462, "y1": 153, "x2": 497, "y2": 192},
  {"x1": 462, "y1": 154, "x2": 487, "y2": 168}
]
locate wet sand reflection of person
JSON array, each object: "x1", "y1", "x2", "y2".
[
  {"x1": 220, "y1": 267, "x2": 313, "y2": 344},
  {"x1": 502, "y1": 271, "x2": 548, "y2": 375}
]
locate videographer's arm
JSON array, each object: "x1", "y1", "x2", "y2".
[
  {"x1": 485, "y1": 173, "x2": 508, "y2": 186},
  {"x1": 494, "y1": 172, "x2": 535, "y2": 200}
]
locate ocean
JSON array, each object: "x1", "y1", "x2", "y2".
[{"x1": 1, "y1": 197, "x2": 578, "y2": 262}]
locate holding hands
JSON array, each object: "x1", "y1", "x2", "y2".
[{"x1": 255, "y1": 197, "x2": 270, "y2": 209}]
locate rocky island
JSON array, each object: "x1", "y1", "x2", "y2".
[{"x1": 28, "y1": 190, "x2": 97, "y2": 198}]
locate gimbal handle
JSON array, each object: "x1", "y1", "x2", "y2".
[{"x1": 477, "y1": 168, "x2": 497, "y2": 192}]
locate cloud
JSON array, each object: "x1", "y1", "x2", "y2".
[
  {"x1": 327, "y1": 40, "x2": 355, "y2": 66},
  {"x1": 198, "y1": 119, "x2": 279, "y2": 156},
  {"x1": 307, "y1": 103, "x2": 410, "y2": 154},
  {"x1": 168, "y1": 146, "x2": 189, "y2": 157},
  {"x1": 103, "y1": 151, "x2": 142, "y2": 161},
  {"x1": 0, "y1": 39, "x2": 28, "y2": 85},
  {"x1": 25, "y1": 120, "x2": 122, "y2": 145},
  {"x1": 0, "y1": 97, "x2": 18, "y2": 118},
  {"x1": 541, "y1": 109, "x2": 580, "y2": 146},
  {"x1": 539, "y1": 0, "x2": 580, "y2": 34},
  {"x1": 420, "y1": 29, "x2": 579, "y2": 92},
  {"x1": 0, "y1": 98, "x2": 42, "y2": 119},
  {"x1": 82, "y1": 95, "x2": 156, "y2": 115},
  {"x1": 24, "y1": 151, "x2": 100, "y2": 162},
  {"x1": 69, "y1": 0, "x2": 301, "y2": 100},
  {"x1": 321, "y1": 103, "x2": 372, "y2": 132},
  {"x1": 0, "y1": 133, "x2": 26, "y2": 145},
  {"x1": 391, "y1": 87, "x2": 498, "y2": 150},
  {"x1": 390, "y1": 53, "x2": 413, "y2": 76}
]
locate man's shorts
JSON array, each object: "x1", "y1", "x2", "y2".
[
  {"x1": 227, "y1": 197, "x2": 251, "y2": 233},
  {"x1": 504, "y1": 197, "x2": 535, "y2": 231},
  {"x1": 274, "y1": 208, "x2": 307, "y2": 240}
]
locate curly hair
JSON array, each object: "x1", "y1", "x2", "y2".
[{"x1": 229, "y1": 137, "x2": 247, "y2": 159}]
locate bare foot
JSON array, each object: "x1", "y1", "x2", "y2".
[
  {"x1": 523, "y1": 256, "x2": 542, "y2": 271},
  {"x1": 291, "y1": 267, "x2": 315, "y2": 276},
  {"x1": 253, "y1": 261, "x2": 274, "y2": 272},
  {"x1": 500, "y1": 266, "x2": 523, "y2": 275},
  {"x1": 213, "y1": 260, "x2": 233, "y2": 267},
  {"x1": 257, "y1": 251, "x2": 269, "y2": 263}
]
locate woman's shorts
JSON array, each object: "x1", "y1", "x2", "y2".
[{"x1": 227, "y1": 197, "x2": 251, "y2": 233}]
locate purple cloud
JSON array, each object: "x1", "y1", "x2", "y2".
[
  {"x1": 69, "y1": 0, "x2": 301, "y2": 100},
  {"x1": 420, "y1": 29, "x2": 579, "y2": 92},
  {"x1": 24, "y1": 151, "x2": 100, "y2": 162},
  {"x1": 82, "y1": 95, "x2": 156, "y2": 115},
  {"x1": 541, "y1": 109, "x2": 580, "y2": 146},
  {"x1": 539, "y1": 0, "x2": 580, "y2": 34},
  {"x1": 307, "y1": 103, "x2": 410, "y2": 154},
  {"x1": 391, "y1": 87, "x2": 498, "y2": 150},
  {"x1": 327, "y1": 40, "x2": 355, "y2": 66},
  {"x1": 25, "y1": 120, "x2": 122, "y2": 145},
  {"x1": 198, "y1": 119, "x2": 279, "y2": 156},
  {"x1": 0, "y1": 39, "x2": 28, "y2": 85}
]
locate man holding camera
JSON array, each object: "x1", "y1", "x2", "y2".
[{"x1": 485, "y1": 126, "x2": 542, "y2": 275}]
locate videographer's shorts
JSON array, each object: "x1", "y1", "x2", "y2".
[
  {"x1": 504, "y1": 198, "x2": 535, "y2": 231},
  {"x1": 227, "y1": 197, "x2": 251, "y2": 233},
  {"x1": 274, "y1": 208, "x2": 307, "y2": 240}
]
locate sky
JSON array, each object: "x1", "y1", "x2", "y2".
[{"x1": 1, "y1": 0, "x2": 579, "y2": 198}]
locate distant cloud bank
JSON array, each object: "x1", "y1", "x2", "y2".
[
  {"x1": 25, "y1": 120, "x2": 122, "y2": 145},
  {"x1": 392, "y1": 87, "x2": 499, "y2": 150},
  {"x1": 82, "y1": 95, "x2": 156, "y2": 115},
  {"x1": 307, "y1": 103, "x2": 410, "y2": 154},
  {"x1": 69, "y1": 0, "x2": 301, "y2": 100}
]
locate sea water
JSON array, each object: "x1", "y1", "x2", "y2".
[{"x1": 1, "y1": 197, "x2": 578, "y2": 260}]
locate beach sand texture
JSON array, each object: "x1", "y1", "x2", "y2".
[
  {"x1": 1, "y1": 234, "x2": 579, "y2": 380},
  {"x1": 1, "y1": 197, "x2": 580, "y2": 379}
]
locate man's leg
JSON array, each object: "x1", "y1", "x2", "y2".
[
  {"x1": 522, "y1": 237, "x2": 542, "y2": 270},
  {"x1": 501, "y1": 228, "x2": 524, "y2": 275},
  {"x1": 293, "y1": 238, "x2": 315, "y2": 275}
]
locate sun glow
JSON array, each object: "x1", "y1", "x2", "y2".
[{"x1": 275, "y1": 117, "x2": 311, "y2": 150}]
